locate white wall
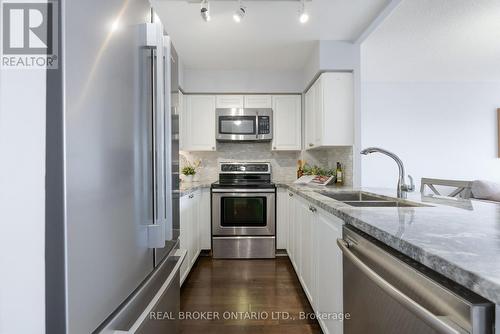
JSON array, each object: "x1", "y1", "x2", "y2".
[
  {"x1": 361, "y1": 81, "x2": 500, "y2": 188},
  {"x1": 360, "y1": 0, "x2": 500, "y2": 189},
  {"x1": 183, "y1": 68, "x2": 303, "y2": 93},
  {"x1": 0, "y1": 69, "x2": 46, "y2": 333},
  {"x1": 302, "y1": 40, "x2": 360, "y2": 88}
]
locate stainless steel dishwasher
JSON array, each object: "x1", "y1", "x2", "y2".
[{"x1": 337, "y1": 226, "x2": 494, "y2": 334}]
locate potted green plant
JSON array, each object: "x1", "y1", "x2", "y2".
[{"x1": 181, "y1": 160, "x2": 200, "y2": 182}]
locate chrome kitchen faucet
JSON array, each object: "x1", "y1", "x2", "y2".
[{"x1": 360, "y1": 147, "x2": 415, "y2": 198}]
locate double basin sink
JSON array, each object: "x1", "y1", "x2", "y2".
[{"x1": 316, "y1": 191, "x2": 426, "y2": 208}]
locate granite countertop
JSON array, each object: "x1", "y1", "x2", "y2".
[
  {"x1": 277, "y1": 183, "x2": 500, "y2": 305},
  {"x1": 179, "y1": 180, "x2": 214, "y2": 196}
]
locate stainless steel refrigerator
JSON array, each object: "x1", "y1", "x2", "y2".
[{"x1": 45, "y1": 1, "x2": 182, "y2": 333}]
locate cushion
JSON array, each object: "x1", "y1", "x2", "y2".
[{"x1": 472, "y1": 180, "x2": 500, "y2": 202}]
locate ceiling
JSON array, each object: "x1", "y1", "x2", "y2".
[
  {"x1": 153, "y1": 0, "x2": 389, "y2": 70},
  {"x1": 363, "y1": 0, "x2": 500, "y2": 81}
]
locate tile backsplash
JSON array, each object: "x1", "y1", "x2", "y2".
[
  {"x1": 301, "y1": 146, "x2": 353, "y2": 186},
  {"x1": 181, "y1": 143, "x2": 353, "y2": 186}
]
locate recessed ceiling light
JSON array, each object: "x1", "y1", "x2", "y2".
[
  {"x1": 233, "y1": 1, "x2": 245, "y2": 23},
  {"x1": 200, "y1": 0, "x2": 210, "y2": 22},
  {"x1": 299, "y1": 0, "x2": 309, "y2": 24}
]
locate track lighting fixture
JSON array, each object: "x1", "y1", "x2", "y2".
[
  {"x1": 298, "y1": 0, "x2": 309, "y2": 24},
  {"x1": 200, "y1": 0, "x2": 210, "y2": 22},
  {"x1": 233, "y1": 1, "x2": 246, "y2": 23},
  {"x1": 197, "y1": 0, "x2": 311, "y2": 24}
]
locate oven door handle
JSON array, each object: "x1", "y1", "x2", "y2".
[
  {"x1": 211, "y1": 188, "x2": 276, "y2": 193},
  {"x1": 337, "y1": 239, "x2": 463, "y2": 334}
]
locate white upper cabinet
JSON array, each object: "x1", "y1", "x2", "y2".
[
  {"x1": 305, "y1": 84, "x2": 316, "y2": 149},
  {"x1": 184, "y1": 95, "x2": 216, "y2": 151},
  {"x1": 216, "y1": 95, "x2": 244, "y2": 108},
  {"x1": 272, "y1": 95, "x2": 302, "y2": 151},
  {"x1": 181, "y1": 94, "x2": 301, "y2": 152},
  {"x1": 305, "y1": 72, "x2": 354, "y2": 149},
  {"x1": 244, "y1": 95, "x2": 272, "y2": 108},
  {"x1": 217, "y1": 95, "x2": 273, "y2": 108}
]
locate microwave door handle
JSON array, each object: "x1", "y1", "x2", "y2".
[{"x1": 336, "y1": 239, "x2": 462, "y2": 334}]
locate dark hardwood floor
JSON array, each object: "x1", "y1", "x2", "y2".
[{"x1": 180, "y1": 256, "x2": 322, "y2": 334}]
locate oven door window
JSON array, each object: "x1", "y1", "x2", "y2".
[
  {"x1": 221, "y1": 197, "x2": 266, "y2": 227},
  {"x1": 219, "y1": 116, "x2": 256, "y2": 135}
]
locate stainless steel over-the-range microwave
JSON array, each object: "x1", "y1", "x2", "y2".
[{"x1": 216, "y1": 108, "x2": 273, "y2": 141}]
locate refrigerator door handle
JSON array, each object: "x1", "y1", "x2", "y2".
[
  {"x1": 152, "y1": 46, "x2": 158, "y2": 224},
  {"x1": 146, "y1": 28, "x2": 165, "y2": 248},
  {"x1": 116, "y1": 250, "x2": 185, "y2": 334},
  {"x1": 97, "y1": 249, "x2": 186, "y2": 334},
  {"x1": 147, "y1": 46, "x2": 164, "y2": 248}
]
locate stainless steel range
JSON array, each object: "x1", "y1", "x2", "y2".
[{"x1": 211, "y1": 162, "x2": 276, "y2": 259}]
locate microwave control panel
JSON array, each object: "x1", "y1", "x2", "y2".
[{"x1": 258, "y1": 116, "x2": 270, "y2": 134}]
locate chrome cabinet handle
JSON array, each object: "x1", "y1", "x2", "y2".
[
  {"x1": 288, "y1": 193, "x2": 293, "y2": 197},
  {"x1": 188, "y1": 194, "x2": 194, "y2": 199},
  {"x1": 309, "y1": 206, "x2": 316, "y2": 213},
  {"x1": 336, "y1": 239, "x2": 461, "y2": 334}
]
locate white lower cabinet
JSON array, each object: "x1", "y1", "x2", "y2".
[
  {"x1": 179, "y1": 188, "x2": 212, "y2": 285},
  {"x1": 298, "y1": 198, "x2": 315, "y2": 304},
  {"x1": 276, "y1": 188, "x2": 289, "y2": 249},
  {"x1": 281, "y1": 189, "x2": 344, "y2": 334},
  {"x1": 179, "y1": 192, "x2": 193, "y2": 284},
  {"x1": 286, "y1": 191, "x2": 296, "y2": 266},
  {"x1": 199, "y1": 188, "x2": 211, "y2": 250},
  {"x1": 315, "y1": 211, "x2": 343, "y2": 334}
]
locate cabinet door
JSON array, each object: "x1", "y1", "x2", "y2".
[
  {"x1": 185, "y1": 95, "x2": 216, "y2": 151},
  {"x1": 305, "y1": 84, "x2": 316, "y2": 150},
  {"x1": 190, "y1": 191, "x2": 199, "y2": 266},
  {"x1": 276, "y1": 189, "x2": 288, "y2": 249},
  {"x1": 314, "y1": 78, "x2": 323, "y2": 146},
  {"x1": 293, "y1": 199, "x2": 305, "y2": 277},
  {"x1": 316, "y1": 213, "x2": 343, "y2": 334},
  {"x1": 321, "y1": 72, "x2": 354, "y2": 146},
  {"x1": 299, "y1": 200, "x2": 314, "y2": 304},
  {"x1": 287, "y1": 192, "x2": 296, "y2": 265},
  {"x1": 272, "y1": 95, "x2": 302, "y2": 151},
  {"x1": 179, "y1": 195, "x2": 191, "y2": 284},
  {"x1": 216, "y1": 95, "x2": 244, "y2": 108},
  {"x1": 244, "y1": 95, "x2": 272, "y2": 108},
  {"x1": 199, "y1": 188, "x2": 211, "y2": 250}
]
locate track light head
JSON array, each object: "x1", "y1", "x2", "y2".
[
  {"x1": 298, "y1": 0, "x2": 309, "y2": 24},
  {"x1": 233, "y1": 2, "x2": 245, "y2": 23},
  {"x1": 200, "y1": 0, "x2": 210, "y2": 22}
]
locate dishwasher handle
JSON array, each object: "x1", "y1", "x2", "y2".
[{"x1": 337, "y1": 239, "x2": 464, "y2": 334}]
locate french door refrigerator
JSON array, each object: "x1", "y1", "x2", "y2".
[{"x1": 45, "y1": 1, "x2": 183, "y2": 333}]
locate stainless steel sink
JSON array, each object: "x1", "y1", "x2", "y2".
[
  {"x1": 316, "y1": 191, "x2": 427, "y2": 208},
  {"x1": 342, "y1": 201, "x2": 423, "y2": 208},
  {"x1": 317, "y1": 191, "x2": 384, "y2": 202}
]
